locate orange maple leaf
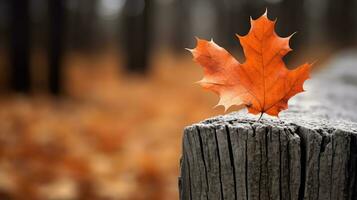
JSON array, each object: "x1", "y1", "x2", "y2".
[{"x1": 188, "y1": 10, "x2": 312, "y2": 118}]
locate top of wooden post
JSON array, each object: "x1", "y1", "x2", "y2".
[{"x1": 194, "y1": 108, "x2": 357, "y2": 134}]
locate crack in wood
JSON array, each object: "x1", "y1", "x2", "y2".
[
  {"x1": 348, "y1": 134, "x2": 357, "y2": 199},
  {"x1": 196, "y1": 127, "x2": 209, "y2": 200},
  {"x1": 265, "y1": 127, "x2": 271, "y2": 200},
  {"x1": 330, "y1": 135, "x2": 334, "y2": 200},
  {"x1": 225, "y1": 125, "x2": 237, "y2": 200},
  {"x1": 214, "y1": 128, "x2": 225, "y2": 200},
  {"x1": 286, "y1": 131, "x2": 291, "y2": 200},
  {"x1": 245, "y1": 128, "x2": 249, "y2": 200},
  {"x1": 259, "y1": 132, "x2": 262, "y2": 200},
  {"x1": 187, "y1": 153, "x2": 193, "y2": 200},
  {"x1": 180, "y1": 121, "x2": 356, "y2": 200},
  {"x1": 278, "y1": 129, "x2": 282, "y2": 200},
  {"x1": 292, "y1": 127, "x2": 307, "y2": 200}
]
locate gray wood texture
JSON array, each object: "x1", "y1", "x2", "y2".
[{"x1": 179, "y1": 51, "x2": 357, "y2": 200}]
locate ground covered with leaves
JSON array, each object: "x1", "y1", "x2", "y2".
[{"x1": 0, "y1": 51, "x2": 223, "y2": 200}]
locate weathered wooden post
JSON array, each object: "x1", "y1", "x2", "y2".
[{"x1": 179, "y1": 54, "x2": 357, "y2": 199}]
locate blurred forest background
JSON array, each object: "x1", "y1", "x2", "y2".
[{"x1": 0, "y1": 0, "x2": 356, "y2": 199}]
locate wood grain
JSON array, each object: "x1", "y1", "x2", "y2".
[{"x1": 179, "y1": 60, "x2": 357, "y2": 200}]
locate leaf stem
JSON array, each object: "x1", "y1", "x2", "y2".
[{"x1": 257, "y1": 112, "x2": 264, "y2": 122}]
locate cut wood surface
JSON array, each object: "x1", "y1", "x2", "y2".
[{"x1": 179, "y1": 51, "x2": 357, "y2": 200}]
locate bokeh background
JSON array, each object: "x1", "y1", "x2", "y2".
[{"x1": 0, "y1": 0, "x2": 356, "y2": 199}]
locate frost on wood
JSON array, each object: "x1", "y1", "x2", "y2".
[{"x1": 179, "y1": 114, "x2": 357, "y2": 200}]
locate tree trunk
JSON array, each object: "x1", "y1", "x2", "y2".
[
  {"x1": 48, "y1": 0, "x2": 66, "y2": 95},
  {"x1": 9, "y1": 0, "x2": 31, "y2": 93},
  {"x1": 326, "y1": 0, "x2": 356, "y2": 48},
  {"x1": 122, "y1": 0, "x2": 153, "y2": 74},
  {"x1": 179, "y1": 53, "x2": 357, "y2": 200}
]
